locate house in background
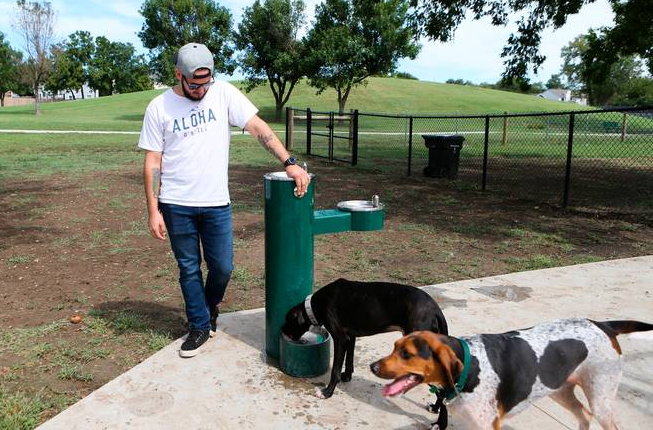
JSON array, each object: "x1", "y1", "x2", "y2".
[
  {"x1": 55, "y1": 83, "x2": 99, "y2": 100},
  {"x1": 538, "y1": 88, "x2": 588, "y2": 106},
  {"x1": 538, "y1": 88, "x2": 572, "y2": 102}
]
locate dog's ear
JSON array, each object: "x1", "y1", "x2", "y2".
[
  {"x1": 414, "y1": 332, "x2": 463, "y2": 390},
  {"x1": 433, "y1": 343, "x2": 463, "y2": 390},
  {"x1": 289, "y1": 307, "x2": 305, "y2": 325}
]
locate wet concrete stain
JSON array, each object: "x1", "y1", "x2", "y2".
[
  {"x1": 471, "y1": 284, "x2": 533, "y2": 302},
  {"x1": 425, "y1": 286, "x2": 468, "y2": 308}
]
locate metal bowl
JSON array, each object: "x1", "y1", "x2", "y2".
[
  {"x1": 264, "y1": 171, "x2": 315, "y2": 181},
  {"x1": 337, "y1": 199, "x2": 384, "y2": 212}
]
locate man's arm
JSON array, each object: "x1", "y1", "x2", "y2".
[
  {"x1": 143, "y1": 150, "x2": 166, "y2": 240},
  {"x1": 244, "y1": 114, "x2": 311, "y2": 196}
]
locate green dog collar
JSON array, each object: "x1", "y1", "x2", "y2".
[{"x1": 429, "y1": 337, "x2": 470, "y2": 401}]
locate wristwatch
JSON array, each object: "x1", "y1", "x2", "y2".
[{"x1": 283, "y1": 157, "x2": 297, "y2": 167}]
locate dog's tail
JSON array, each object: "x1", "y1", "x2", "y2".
[{"x1": 594, "y1": 320, "x2": 653, "y2": 336}]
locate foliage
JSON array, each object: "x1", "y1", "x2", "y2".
[
  {"x1": 601, "y1": 0, "x2": 652, "y2": 75},
  {"x1": 12, "y1": 0, "x2": 56, "y2": 114},
  {"x1": 88, "y1": 37, "x2": 152, "y2": 97},
  {"x1": 62, "y1": 31, "x2": 94, "y2": 98},
  {"x1": 0, "y1": 33, "x2": 23, "y2": 106},
  {"x1": 545, "y1": 74, "x2": 564, "y2": 89},
  {"x1": 609, "y1": 77, "x2": 653, "y2": 107},
  {"x1": 235, "y1": 0, "x2": 307, "y2": 121},
  {"x1": 305, "y1": 0, "x2": 419, "y2": 113},
  {"x1": 446, "y1": 78, "x2": 474, "y2": 86},
  {"x1": 560, "y1": 34, "x2": 589, "y2": 91},
  {"x1": 45, "y1": 43, "x2": 85, "y2": 99},
  {"x1": 408, "y1": 0, "x2": 651, "y2": 83},
  {"x1": 561, "y1": 31, "x2": 645, "y2": 106},
  {"x1": 138, "y1": 0, "x2": 235, "y2": 85},
  {"x1": 394, "y1": 71, "x2": 418, "y2": 80}
]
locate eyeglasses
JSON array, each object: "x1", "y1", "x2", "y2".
[{"x1": 183, "y1": 76, "x2": 215, "y2": 90}]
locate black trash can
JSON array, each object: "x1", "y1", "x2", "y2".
[{"x1": 422, "y1": 134, "x2": 465, "y2": 179}]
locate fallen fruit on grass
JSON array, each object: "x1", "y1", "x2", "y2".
[{"x1": 69, "y1": 315, "x2": 82, "y2": 324}]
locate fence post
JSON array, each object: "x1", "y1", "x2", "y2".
[
  {"x1": 482, "y1": 115, "x2": 490, "y2": 191},
  {"x1": 352, "y1": 109, "x2": 358, "y2": 166},
  {"x1": 563, "y1": 113, "x2": 575, "y2": 207},
  {"x1": 621, "y1": 112, "x2": 628, "y2": 143},
  {"x1": 501, "y1": 111, "x2": 508, "y2": 145},
  {"x1": 407, "y1": 116, "x2": 413, "y2": 176},
  {"x1": 306, "y1": 108, "x2": 312, "y2": 156},
  {"x1": 286, "y1": 107, "x2": 294, "y2": 150},
  {"x1": 348, "y1": 109, "x2": 354, "y2": 150},
  {"x1": 329, "y1": 111, "x2": 334, "y2": 161}
]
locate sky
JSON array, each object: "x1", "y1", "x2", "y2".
[{"x1": 0, "y1": 0, "x2": 616, "y2": 85}]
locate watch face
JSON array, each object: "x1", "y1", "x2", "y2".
[{"x1": 285, "y1": 157, "x2": 297, "y2": 166}]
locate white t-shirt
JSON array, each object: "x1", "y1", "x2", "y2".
[{"x1": 138, "y1": 81, "x2": 258, "y2": 206}]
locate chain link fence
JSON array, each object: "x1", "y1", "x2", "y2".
[{"x1": 287, "y1": 107, "x2": 653, "y2": 214}]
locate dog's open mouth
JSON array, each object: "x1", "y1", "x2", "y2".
[{"x1": 382, "y1": 374, "x2": 424, "y2": 397}]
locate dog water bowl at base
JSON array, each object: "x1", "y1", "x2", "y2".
[
  {"x1": 336, "y1": 199, "x2": 385, "y2": 231},
  {"x1": 279, "y1": 327, "x2": 331, "y2": 378}
]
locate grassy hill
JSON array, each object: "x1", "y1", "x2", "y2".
[{"x1": 0, "y1": 77, "x2": 584, "y2": 131}]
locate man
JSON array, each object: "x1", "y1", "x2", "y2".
[{"x1": 138, "y1": 42, "x2": 310, "y2": 358}]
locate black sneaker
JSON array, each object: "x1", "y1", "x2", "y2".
[
  {"x1": 179, "y1": 329, "x2": 210, "y2": 358},
  {"x1": 209, "y1": 306, "x2": 219, "y2": 337}
]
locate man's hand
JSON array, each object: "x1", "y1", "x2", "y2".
[
  {"x1": 286, "y1": 164, "x2": 310, "y2": 197},
  {"x1": 148, "y1": 211, "x2": 167, "y2": 240}
]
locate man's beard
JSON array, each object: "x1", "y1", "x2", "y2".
[{"x1": 181, "y1": 84, "x2": 207, "y2": 101}]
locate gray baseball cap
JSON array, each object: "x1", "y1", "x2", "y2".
[{"x1": 175, "y1": 43, "x2": 214, "y2": 78}]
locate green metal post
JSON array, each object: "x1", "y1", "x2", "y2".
[{"x1": 264, "y1": 172, "x2": 315, "y2": 360}]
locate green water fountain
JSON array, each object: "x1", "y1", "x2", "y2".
[{"x1": 263, "y1": 171, "x2": 384, "y2": 377}]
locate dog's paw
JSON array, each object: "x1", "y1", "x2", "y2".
[
  {"x1": 429, "y1": 424, "x2": 441, "y2": 430},
  {"x1": 314, "y1": 387, "x2": 326, "y2": 399},
  {"x1": 340, "y1": 372, "x2": 352, "y2": 382},
  {"x1": 426, "y1": 402, "x2": 440, "y2": 414}
]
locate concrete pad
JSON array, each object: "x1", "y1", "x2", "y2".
[{"x1": 38, "y1": 256, "x2": 653, "y2": 430}]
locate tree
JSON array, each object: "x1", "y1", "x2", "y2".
[
  {"x1": 561, "y1": 31, "x2": 644, "y2": 105},
  {"x1": 545, "y1": 74, "x2": 564, "y2": 89},
  {"x1": 408, "y1": 0, "x2": 652, "y2": 83},
  {"x1": 0, "y1": 33, "x2": 23, "y2": 107},
  {"x1": 89, "y1": 36, "x2": 152, "y2": 96},
  {"x1": 44, "y1": 43, "x2": 81, "y2": 99},
  {"x1": 12, "y1": 0, "x2": 56, "y2": 114},
  {"x1": 65, "y1": 31, "x2": 94, "y2": 98},
  {"x1": 235, "y1": 0, "x2": 307, "y2": 121},
  {"x1": 305, "y1": 0, "x2": 419, "y2": 114},
  {"x1": 610, "y1": 77, "x2": 653, "y2": 107},
  {"x1": 138, "y1": 0, "x2": 235, "y2": 85},
  {"x1": 560, "y1": 34, "x2": 590, "y2": 92}
]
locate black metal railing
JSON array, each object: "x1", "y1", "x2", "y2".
[{"x1": 287, "y1": 106, "x2": 653, "y2": 213}]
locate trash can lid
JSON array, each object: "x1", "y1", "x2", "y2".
[{"x1": 421, "y1": 134, "x2": 465, "y2": 142}]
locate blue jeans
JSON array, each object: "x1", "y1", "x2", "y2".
[{"x1": 159, "y1": 202, "x2": 233, "y2": 331}]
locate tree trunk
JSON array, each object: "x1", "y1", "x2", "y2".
[
  {"x1": 33, "y1": 84, "x2": 41, "y2": 115},
  {"x1": 275, "y1": 101, "x2": 283, "y2": 122},
  {"x1": 0, "y1": 94, "x2": 4, "y2": 107}
]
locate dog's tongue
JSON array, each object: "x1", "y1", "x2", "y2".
[{"x1": 382, "y1": 375, "x2": 421, "y2": 397}]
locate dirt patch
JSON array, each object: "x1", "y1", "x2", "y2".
[{"x1": 1, "y1": 158, "x2": 652, "y2": 424}]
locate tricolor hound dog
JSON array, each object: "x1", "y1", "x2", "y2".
[{"x1": 370, "y1": 318, "x2": 653, "y2": 430}]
